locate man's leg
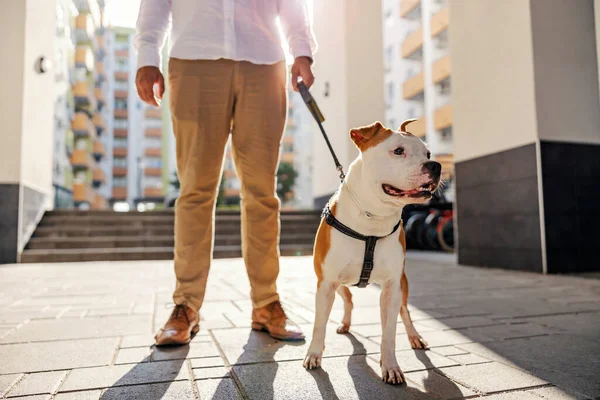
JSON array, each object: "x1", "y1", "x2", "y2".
[
  {"x1": 231, "y1": 60, "x2": 303, "y2": 340},
  {"x1": 155, "y1": 58, "x2": 234, "y2": 346}
]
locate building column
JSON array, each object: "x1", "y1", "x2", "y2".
[
  {"x1": 0, "y1": 0, "x2": 56, "y2": 263},
  {"x1": 450, "y1": 0, "x2": 600, "y2": 273}
]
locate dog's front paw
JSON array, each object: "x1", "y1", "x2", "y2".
[
  {"x1": 336, "y1": 324, "x2": 350, "y2": 334},
  {"x1": 303, "y1": 352, "x2": 323, "y2": 369},
  {"x1": 408, "y1": 334, "x2": 428, "y2": 349},
  {"x1": 381, "y1": 363, "x2": 405, "y2": 385}
]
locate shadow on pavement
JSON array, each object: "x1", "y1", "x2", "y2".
[{"x1": 99, "y1": 345, "x2": 189, "y2": 400}]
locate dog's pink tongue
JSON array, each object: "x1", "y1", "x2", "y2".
[{"x1": 405, "y1": 189, "x2": 419, "y2": 195}]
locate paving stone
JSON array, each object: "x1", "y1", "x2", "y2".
[
  {"x1": 0, "y1": 338, "x2": 117, "y2": 374},
  {"x1": 120, "y1": 335, "x2": 155, "y2": 348},
  {"x1": 0, "y1": 374, "x2": 22, "y2": 397},
  {"x1": 99, "y1": 380, "x2": 195, "y2": 400},
  {"x1": 405, "y1": 369, "x2": 477, "y2": 399},
  {"x1": 233, "y1": 356, "x2": 435, "y2": 400},
  {"x1": 213, "y1": 325, "x2": 379, "y2": 365},
  {"x1": 7, "y1": 371, "x2": 65, "y2": 397},
  {"x1": 370, "y1": 329, "x2": 481, "y2": 349},
  {"x1": 0, "y1": 316, "x2": 151, "y2": 343},
  {"x1": 418, "y1": 315, "x2": 500, "y2": 330},
  {"x1": 367, "y1": 349, "x2": 459, "y2": 373},
  {"x1": 438, "y1": 362, "x2": 548, "y2": 394},
  {"x1": 60, "y1": 360, "x2": 188, "y2": 391},
  {"x1": 6, "y1": 395, "x2": 49, "y2": 400},
  {"x1": 430, "y1": 346, "x2": 469, "y2": 357},
  {"x1": 193, "y1": 366, "x2": 230, "y2": 380},
  {"x1": 54, "y1": 389, "x2": 102, "y2": 400},
  {"x1": 526, "y1": 386, "x2": 589, "y2": 399},
  {"x1": 482, "y1": 390, "x2": 551, "y2": 399},
  {"x1": 448, "y1": 352, "x2": 492, "y2": 365},
  {"x1": 458, "y1": 322, "x2": 558, "y2": 341},
  {"x1": 196, "y1": 378, "x2": 242, "y2": 400},
  {"x1": 349, "y1": 322, "x2": 435, "y2": 338},
  {"x1": 152, "y1": 341, "x2": 221, "y2": 361},
  {"x1": 114, "y1": 347, "x2": 151, "y2": 365},
  {"x1": 190, "y1": 357, "x2": 225, "y2": 369}
]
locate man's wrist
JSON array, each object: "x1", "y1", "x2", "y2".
[{"x1": 295, "y1": 56, "x2": 313, "y2": 65}]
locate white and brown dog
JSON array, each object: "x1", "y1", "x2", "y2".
[{"x1": 303, "y1": 120, "x2": 442, "y2": 385}]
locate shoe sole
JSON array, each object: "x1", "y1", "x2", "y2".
[
  {"x1": 251, "y1": 322, "x2": 305, "y2": 341},
  {"x1": 154, "y1": 324, "x2": 200, "y2": 347}
]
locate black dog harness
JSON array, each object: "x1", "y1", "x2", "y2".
[{"x1": 322, "y1": 206, "x2": 402, "y2": 288}]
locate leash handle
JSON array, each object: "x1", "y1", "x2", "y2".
[{"x1": 297, "y1": 81, "x2": 345, "y2": 182}]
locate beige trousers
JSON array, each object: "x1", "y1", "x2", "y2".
[{"x1": 168, "y1": 58, "x2": 287, "y2": 312}]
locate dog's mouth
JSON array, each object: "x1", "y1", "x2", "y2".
[{"x1": 382, "y1": 182, "x2": 436, "y2": 198}]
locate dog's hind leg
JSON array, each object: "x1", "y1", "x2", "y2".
[
  {"x1": 335, "y1": 286, "x2": 353, "y2": 334},
  {"x1": 399, "y1": 271, "x2": 428, "y2": 349},
  {"x1": 303, "y1": 280, "x2": 337, "y2": 370},
  {"x1": 380, "y1": 279, "x2": 404, "y2": 384}
]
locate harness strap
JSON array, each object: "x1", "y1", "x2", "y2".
[{"x1": 323, "y1": 206, "x2": 401, "y2": 288}]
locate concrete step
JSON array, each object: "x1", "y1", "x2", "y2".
[
  {"x1": 44, "y1": 209, "x2": 321, "y2": 217},
  {"x1": 20, "y1": 244, "x2": 314, "y2": 263},
  {"x1": 26, "y1": 233, "x2": 317, "y2": 250},
  {"x1": 32, "y1": 223, "x2": 320, "y2": 238}
]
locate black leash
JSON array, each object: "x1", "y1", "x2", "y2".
[{"x1": 297, "y1": 81, "x2": 346, "y2": 182}]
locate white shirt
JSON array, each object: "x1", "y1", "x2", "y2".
[{"x1": 134, "y1": 0, "x2": 317, "y2": 68}]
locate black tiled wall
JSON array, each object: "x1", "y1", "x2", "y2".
[
  {"x1": 455, "y1": 144, "x2": 544, "y2": 272},
  {"x1": 540, "y1": 141, "x2": 600, "y2": 273},
  {"x1": 0, "y1": 184, "x2": 20, "y2": 264}
]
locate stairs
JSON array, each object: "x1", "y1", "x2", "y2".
[{"x1": 21, "y1": 210, "x2": 321, "y2": 263}]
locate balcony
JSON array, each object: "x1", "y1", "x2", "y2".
[
  {"x1": 115, "y1": 71, "x2": 129, "y2": 81},
  {"x1": 402, "y1": 71, "x2": 425, "y2": 99},
  {"x1": 94, "y1": 87, "x2": 106, "y2": 108},
  {"x1": 113, "y1": 147, "x2": 128, "y2": 158},
  {"x1": 223, "y1": 169, "x2": 237, "y2": 179},
  {"x1": 430, "y1": 7, "x2": 449, "y2": 38},
  {"x1": 144, "y1": 167, "x2": 162, "y2": 177},
  {"x1": 92, "y1": 140, "x2": 105, "y2": 159},
  {"x1": 92, "y1": 112, "x2": 106, "y2": 135},
  {"x1": 112, "y1": 187, "x2": 128, "y2": 200},
  {"x1": 144, "y1": 148, "x2": 162, "y2": 157},
  {"x1": 114, "y1": 128, "x2": 128, "y2": 138},
  {"x1": 92, "y1": 194, "x2": 108, "y2": 210},
  {"x1": 401, "y1": 28, "x2": 423, "y2": 59},
  {"x1": 75, "y1": 46, "x2": 93, "y2": 70},
  {"x1": 143, "y1": 187, "x2": 164, "y2": 198},
  {"x1": 73, "y1": 183, "x2": 95, "y2": 204},
  {"x1": 433, "y1": 153, "x2": 454, "y2": 180},
  {"x1": 282, "y1": 135, "x2": 294, "y2": 145},
  {"x1": 224, "y1": 188, "x2": 240, "y2": 198},
  {"x1": 145, "y1": 108, "x2": 162, "y2": 119},
  {"x1": 71, "y1": 112, "x2": 95, "y2": 138},
  {"x1": 280, "y1": 152, "x2": 294, "y2": 164},
  {"x1": 96, "y1": 35, "x2": 105, "y2": 52},
  {"x1": 92, "y1": 167, "x2": 106, "y2": 184},
  {"x1": 74, "y1": 14, "x2": 93, "y2": 43},
  {"x1": 432, "y1": 55, "x2": 451, "y2": 84},
  {"x1": 114, "y1": 90, "x2": 128, "y2": 99},
  {"x1": 400, "y1": 0, "x2": 421, "y2": 18},
  {"x1": 73, "y1": 81, "x2": 92, "y2": 106},
  {"x1": 407, "y1": 117, "x2": 426, "y2": 137},
  {"x1": 144, "y1": 128, "x2": 162, "y2": 138},
  {"x1": 433, "y1": 104, "x2": 452, "y2": 131},
  {"x1": 112, "y1": 167, "x2": 128, "y2": 177},
  {"x1": 70, "y1": 149, "x2": 94, "y2": 170},
  {"x1": 114, "y1": 109, "x2": 128, "y2": 119},
  {"x1": 115, "y1": 49, "x2": 129, "y2": 58}
]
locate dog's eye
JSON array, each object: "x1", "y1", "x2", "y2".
[
  {"x1": 393, "y1": 147, "x2": 405, "y2": 156},
  {"x1": 427, "y1": 152, "x2": 431, "y2": 159}
]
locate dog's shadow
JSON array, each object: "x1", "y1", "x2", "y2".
[{"x1": 306, "y1": 333, "x2": 466, "y2": 400}]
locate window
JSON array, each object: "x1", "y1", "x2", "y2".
[
  {"x1": 145, "y1": 137, "x2": 162, "y2": 147},
  {"x1": 113, "y1": 157, "x2": 127, "y2": 168},
  {"x1": 385, "y1": 46, "x2": 393, "y2": 68},
  {"x1": 408, "y1": 108, "x2": 415, "y2": 119},
  {"x1": 282, "y1": 143, "x2": 294, "y2": 153},
  {"x1": 145, "y1": 157, "x2": 162, "y2": 168},
  {"x1": 114, "y1": 119, "x2": 128, "y2": 129},
  {"x1": 113, "y1": 176, "x2": 127, "y2": 187},
  {"x1": 114, "y1": 80, "x2": 128, "y2": 90},
  {"x1": 388, "y1": 119, "x2": 396, "y2": 129},
  {"x1": 116, "y1": 59, "x2": 128, "y2": 71},
  {"x1": 115, "y1": 99, "x2": 127, "y2": 110},
  {"x1": 387, "y1": 82, "x2": 395, "y2": 104},
  {"x1": 114, "y1": 138, "x2": 128, "y2": 148}
]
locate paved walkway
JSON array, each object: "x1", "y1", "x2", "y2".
[{"x1": 1, "y1": 254, "x2": 599, "y2": 400}]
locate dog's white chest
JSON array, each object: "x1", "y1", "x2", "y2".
[{"x1": 324, "y1": 227, "x2": 405, "y2": 286}]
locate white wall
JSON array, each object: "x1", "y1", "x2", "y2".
[
  {"x1": 449, "y1": 0, "x2": 538, "y2": 163},
  {"x1": 531, "y1": 0, "x2": 600, "y2": 145},
  {"x1": 0, "y1": 0, "x2": 26, "y2": 183},
  {"x1": 19, "y1": 0, "x2": 57, "y2": 196}
]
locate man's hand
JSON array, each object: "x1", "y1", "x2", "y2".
[
  {"x1": 291, "y1": 56, "x2": 314, "y2": 92},
  {"x1": 136, "y1": 66, "x2": 165, "y2": 107}
]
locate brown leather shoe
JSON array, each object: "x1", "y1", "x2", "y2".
[
  {"x1": 251, "y1": 301, "x2": 305, "y2": 341},
  {"x1": 155, "y1": 304, "x2": 200, "y2": 346}
]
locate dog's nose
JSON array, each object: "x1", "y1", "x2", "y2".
[{"x1": 423, "y1": 161, "x2": 441, "y2": 175}]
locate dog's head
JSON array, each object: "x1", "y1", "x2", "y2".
[{"x1": 350, "y1": 119, "x2": 441, "y2": 206}]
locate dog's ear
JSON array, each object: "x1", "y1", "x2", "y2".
[
  {"x1": 350, "y1": 121, "x2": 386, "y2": 149},
  {"x1": 398, "y1": 119, "x2": 417, "y2": 135}
]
